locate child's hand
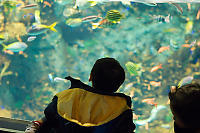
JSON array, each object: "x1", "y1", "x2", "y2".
[{"x1": 25, "y1": 121, "x2": 41, "y2": 133}]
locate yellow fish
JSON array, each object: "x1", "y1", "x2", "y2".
[
  {"x1": 28, "y1": 22, "x2": 57, "y2": 35},
  {"x1": 35, "y1": 0, "x2": 43, "y2": 3},
  {"x1": 163, "y1": 28, "x2": 177, "y2": 33},
  {"x1": 34, "y1": 10, "x2": 41, "y2": 24},
  {"x1": 185, "y1": 20, "x2": 193, "y2": 34},
  {"x1": 88, "y1": 1, "x2": 97, "y2": 6}
]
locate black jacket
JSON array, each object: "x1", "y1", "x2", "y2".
[
  {"x1": 37, "y1": 76, "x2": 136, "y2": 133},
  {"x1": 174, "y1": 122, "x2": 200, "y2": 133}
]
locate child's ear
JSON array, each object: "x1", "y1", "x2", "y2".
[
  {"x1": 89, "y1": 73, "x2": 92, "y2": 82},
  {"x1": 170, "y1": 86, "x2": 176, "y2": 93}
]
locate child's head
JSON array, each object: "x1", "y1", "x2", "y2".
[
  {"x1": 90, "y1": 57, "x2": 125, "y2": 93},
  {"x1": 169, "y1": 79, "x2": 200, "y2": 130}
]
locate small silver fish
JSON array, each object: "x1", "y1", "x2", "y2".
[
  {"x1": 27, "y1": 36, "x2": 36, "y2": 42},
  {"x1": 48, "y1": 74, "x2": 54, "y2": 82}
]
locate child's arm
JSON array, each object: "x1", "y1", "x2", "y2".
[
  {"x1": 34, "y1": 116, "x2": 47, "y2": 126},
  {"x1": 25, "y1": 95, "x2": 59, "y2": 133},
  {"x1": 25, "y1": 117, "x2": 45, "y2": 133}
]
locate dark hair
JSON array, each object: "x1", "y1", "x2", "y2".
[
  {"x1": 169, "y1": 79, "x2": 200, "y2": 128},
  {"x1": 90, "y1": 57, "x2": 125, "y2": 92}
]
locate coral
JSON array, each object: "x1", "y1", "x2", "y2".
[
  {"x1": 0, "y1": 55, "x2": 12, "y2": 82},
  {"x1": 0, "y1": 108, "x2": 12, "y2": 118},
  {"x1": 5, "y1": 22, "x2": 27, "y2": 40}
]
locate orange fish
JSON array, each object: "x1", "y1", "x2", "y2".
[
  {"x1": 4, "y1": 50, "x2": 14, "y2": 55},
  {"x1": 190, "y1": 47, "x2": 196, "y2": 51},
  {"x1": 150, "y1": 64, "x2": 162, "y2": 72},
  {"x1": 158, "y1": 46, "x2": 170, "y2": 54},
  {"x1": 19, "y1": 51, "x2": 24, "y2": 54},
  {"x1": 43, "y1": 1, "x2": 52, "y2": 7},
  {"x1": 92, "y1": 19, "x2": 107, "y2": 29},
  {"x1": 182, "y1": 44, "x2": 191, "y2": 47},
  {"x1": 129, "y1": 90, "x2": 134, "y2": 98},
  {"x1": 92, "y1": 19, "x2": 116, "y2": 29},
  {"x1": 150, "y1": 81, "x2": 161, "y2": 87},
  {"x1": 183, "y1": 40, "x2": 196, "y2": 48},
  {"x1": 142, "y1": 98, "x2": 158, "y2": 107},
  {"x1": 147, "y1": 84, "x2": 151, "y2": 90},
  {"x1": 196, "y1": 8, "x2": 200, "y2": 20}
]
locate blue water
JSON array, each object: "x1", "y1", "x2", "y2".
[{"x1": 0, "y1": 1, "x2": 199, "y2": 132}]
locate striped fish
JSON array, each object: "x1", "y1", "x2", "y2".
[
  {"x1": 106, "y1": 10, "x2": 124, "y2": 23},
  {"x1": 125, "y1": 61, "x2": 142, "y2": 76}
]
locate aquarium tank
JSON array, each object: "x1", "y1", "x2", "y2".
[{"x1": 0, "y1": 0, "x2": 200, "y2": 132}]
